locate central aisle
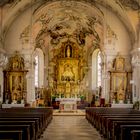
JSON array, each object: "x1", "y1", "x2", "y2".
[{"x1": 40, "y1": 116, "x2": 104, "y2": 140}]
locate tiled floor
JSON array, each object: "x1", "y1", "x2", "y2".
[{"x1": 40, "y1": 116, "x2": 104, "y2": 140}]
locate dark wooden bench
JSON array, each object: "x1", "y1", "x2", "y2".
[
  {"x1": 0, "y1": 117, "x2": 40, "y2": 137},
  {"x1": 0, "y1": 124, "x2": 30, "y2": 140},
  {"x1": 86, "y1": 107, "x2": 140, "y2": 140},
  {"x1": 120, "y1": 125, "x2": 140, "y2": 140},
  {"x1": 0, "y1": 130, "x2": 23, "y2": 140},
  {"x1": 109, "y1": 120, "x2": 140, "y2": 140},
  {"x1": 131, "y1": 130, "x2": 140, "y2": 140},
  {"x1": 0, "y1": 107, "x2": 53, "y2": 140},
  {"x1": 0, "y1": 120, "x2": 36, "y2": 140},
  {"x1": 100, "y1": 115, "x2": 140, "y2": 134}
]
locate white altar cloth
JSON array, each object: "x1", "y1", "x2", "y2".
[{"x1": 56, "y1": 98, "x2": 81, "y2": 112}]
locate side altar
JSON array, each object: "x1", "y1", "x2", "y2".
[
  {"x1": 108, "y1": 53, "x2": 132, "y2": 107},
  {"x1": 56, "y1": 98, "x2": 81, "y2": 112},
  {"x1": 3, "y1": 51, "x2": 28, "y2": 104}
]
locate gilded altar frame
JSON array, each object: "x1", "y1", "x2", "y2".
[
  {"x1": 3, "y1": 52, "x2": 28, "y2": 104},
  {"x1": 109, "y1": 54, "x2": 132, "y2": 103}
]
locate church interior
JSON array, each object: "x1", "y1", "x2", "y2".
[{"x1": 0, "y1": 0, "x2": 140, "y2": 140}]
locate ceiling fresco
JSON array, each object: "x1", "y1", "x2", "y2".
[
  {"x1": 1, "y1": 0, "x2": 139, "y2": 50},
  {"x1": 33, "y1": 1, "x2": 104, "y2": 51}
]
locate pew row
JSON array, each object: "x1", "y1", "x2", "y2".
[
  {"x1": 86, "y1": 107, "x2": 140, "y2": 140},
  {"x1": 0, "y1": 107, "x2": 53, "y2": 140}
]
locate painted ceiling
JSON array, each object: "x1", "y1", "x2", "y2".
[
  {"x1": 0, "y1": 0, "x2": 140, "y2": 50},
  {"x1": 32, "y1": 1, "x2": 104, "y2": 50}
]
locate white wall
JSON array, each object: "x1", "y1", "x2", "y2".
[
  {"x1": 4, "y1": 6, "x2": 35, "y2": 103},
  {"x1": 101, "y1": 6, "x2": 132, "y2": 55},
  {"x1": 4, "y1": 7, "x2": 32, "y2": 53}
]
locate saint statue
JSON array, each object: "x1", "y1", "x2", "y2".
[
  {"x1": 66, "y1": 45, "x2": 71, "y2": 58},
  {"x1": 62, "y1": 64, "x2": 75, "y2": 81},
  {"x1": 66, "y1": 82, "x2": 70, "y2": 93}
]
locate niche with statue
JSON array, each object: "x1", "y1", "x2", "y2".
[{"x1": 3, "y1": 52, "x2": 28, "y2": 104}]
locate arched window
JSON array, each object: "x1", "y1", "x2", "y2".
[
  {"x1": 35, "y1": 55, "x2": 39, "y2": 87},
  {"x1": 34, "y1": 48, "x2": 44, "y2": 87},
  {"x1": 97, "y1": 51, "x2": 101, "y2": 87},
  {"x1": 92, "y1": 49, "x2": 102, "y2": 89}
]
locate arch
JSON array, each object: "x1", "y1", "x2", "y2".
[
  {"x1": 33, "y1": 48, "x2": 44, "y2": 87},
  {"x1": 91, "y1": 48, "x2": 103, "y2": 90}
]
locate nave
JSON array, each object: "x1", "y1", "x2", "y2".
[{"x1": 40, "y1": 116, "x2": 104, "y2": 140}]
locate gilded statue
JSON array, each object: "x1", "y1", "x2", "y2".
[
  {"x1": 66, "y1": 45, "x2": 71, "y2": 58},
  {"x1": 66, "y1": 82, "x2": 71, "y2": 93},
  {"x1": 62, "y1": 64, "x2": 75, "y2": 81},
  {"x1": 113, "y1": 52, "x2": 125, "y2": 71}
]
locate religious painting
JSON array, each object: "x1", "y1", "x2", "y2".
[
  {"x1": 113, "y1": 53, "x2": 125, "y2": 71},
  {"x1": 58, "y1": 59, "x2": 79, "y2": 83},
  {"x1": 111, "y1": 72, "x2": 127, "y2": 92},
  {"x1": 9, "y1": 74, "x2": 23, "y2": 101}
]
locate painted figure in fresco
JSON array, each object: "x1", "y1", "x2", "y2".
[{"x1": 78, "y1": 31, "x2": 85, "y2": 45}]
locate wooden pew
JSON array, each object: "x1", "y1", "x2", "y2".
[
  {"x1": 108, "y1": 120, "x2": 140, "y2": 140},
  {"x1": 0, "y1": 130, "x2": 23, "y2": 140},
  {"x1": 0, "y1": 107, "x2": 53, "y2": 140},
  {"x1": 85, "y1": 107, "x2": 140, "y2": 140},
  {"x1": 100, "y1": 115, "x2": 140, "y2": 135},
  {"x1": 0, "y1": 125, "x2": 30, "y2": 140},
  {"x1": 120, "y1": 125, "x2": 140, "y2": 140},
  {"x1": 131, "y1": 130, "x2": 140, "y2": 140},
  {"x1": 0, "y1": 117, "x2": 40, "y2": 136},
  {"x1": 0, "y1": 120, "x2": 36, "y2": 140},
  {"x1": 0, "y1": 107, "x2": 53, "y2": 129}
]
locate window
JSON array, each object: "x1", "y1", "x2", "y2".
[
  {"x1": 34, "y1": 48, "x2": 44, "y2": 88},
  {"x1": 97, "y1": 51, "x2": 101, "y2": 87},
  {"x1": 35, "y1": 55, "x2": 39, "y2": 87}
]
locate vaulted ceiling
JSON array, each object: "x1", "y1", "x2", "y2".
[{"x1": 0, "y1": 0, "x2": 140, "y2": 46}]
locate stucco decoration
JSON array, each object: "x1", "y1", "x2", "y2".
[
  {"x1": 34, "y1": 1, "x2": 104, "y2": 48},
  {"x1": 104, "y1": 25, "x2": 118, "y2": 51},
  {"x1": 0, "y1": 0, "x2": 22, "y2": 7},
  {"x1": 116, "y1": 0, "x2": 140, "y2": 10},
  {"x1": 106, "y1": 25, "x2": 117, "y2": 40},
  {"x1": 20, "y1": 25, "x2": 30, "y2": 44}
]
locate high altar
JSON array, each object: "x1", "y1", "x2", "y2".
[{"x1": 51, "y1": 40, "x2": 87, "y2": 98}]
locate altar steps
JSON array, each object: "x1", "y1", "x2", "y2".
[{"x1": 53, "y1": 109, "x2": 85, "y2": 116}]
